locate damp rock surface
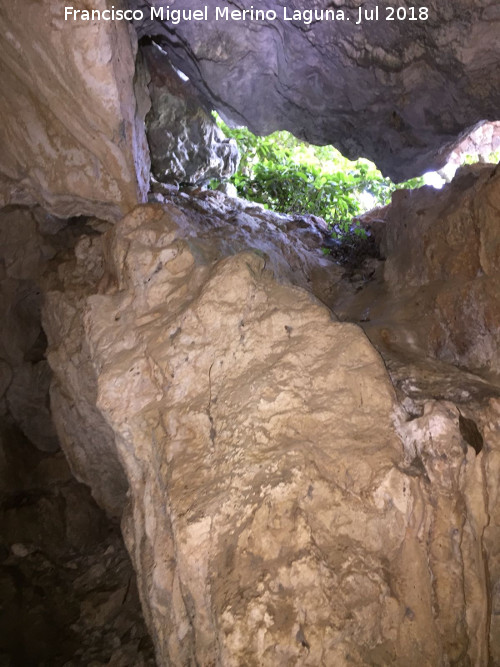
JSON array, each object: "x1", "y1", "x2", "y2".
[{"x1": 144, "y1": 43, "x2": 239, "y2": 185}]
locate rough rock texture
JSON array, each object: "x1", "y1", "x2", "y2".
[
  {"x1": 0, "y1": 206, "x2": 120, "y2": 455},
  {"x1": 0, "y1": 421, "x2": 156, "y2": 666},
  {"x1": 395, "y1": 399, "x2": 498, "y2": 666},
  {"x1": 41, "y1": 195, "x2": 342, "y2": 518},
  {"x1": 459, "y1": 121, "x2": 500, "y2": 158},
  {"x1": 480, "y1": 399, "x2": 500, "y2": 663},
  {"x1": 42, "y1": 197, "x2": 500, "y2": 665},
  {"x1": 149, "y1": 188, "x2": 344, "y2": 308},
  {"x1": 0, "y1": 0, "x2": 150, "y2": 220},
  {"x1": 133, "y1": 0, "x2": 500, "y2": 180},
  {"x1": 330, "y1": 167, "x2": 500, "y2": 663},
  {"x1": 344, "y1": 164, "x2": 500, "y2": 376},
  {"x1": 144, "y1": 43, "x2": 239, "y2": 185},
  {"x1": 374, "y1": 358, "x2": 500, "y2": 666},
  {"x1": 0, "y1": 205, "x2": 157, "y2": 665},
  {"x1": 441, "y1": 121, "x2": 500, "y2": 179},
  {"x1": 0, "y1": 207, "x2": 69, "y2": 453},
  {"x1": 2, "y1": 1, "x2": 497, "y2": 663}
]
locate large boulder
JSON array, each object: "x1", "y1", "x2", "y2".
[
  {"x1": 42, "y1": 198, "x2": 499, "y2": 665},
  {"x1": 133, "y1": 0, "x2": 500, "y2": 180}
]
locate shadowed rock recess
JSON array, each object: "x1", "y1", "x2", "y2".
[{"x1": 1, "y1": 1, "x2": 500, "y2": 666}]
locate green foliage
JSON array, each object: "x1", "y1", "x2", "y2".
[
  {"x1": 213, "y1": 114, "x2": 423, "y2": 237},
  {"x1": 462, "y1": 150, "x2": 500, "y2": 166}
]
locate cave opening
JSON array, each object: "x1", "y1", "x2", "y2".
[{"x1": 1, "y1": 3, "x2": 500, "y2": 666}]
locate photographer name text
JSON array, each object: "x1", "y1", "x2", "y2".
[{"x1": 64, "y1": 5, "x2": 430, "y2": 26}]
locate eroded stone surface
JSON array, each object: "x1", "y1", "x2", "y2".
[
  {"x1": 440, "y1": 121, "x2": 500, "y2": 180},
  {"x1": 42, "y1": 199, "x2": 500, "y2": 665},
  {"x1": 384, "y1": 165, "x2": 500, "y2": 374},
  {"x1": 479, "y1": 398, "x2": 500, "y2": 663},
  {"x1": 330, "y1": 165, "x2": 500, "y2": 662},
  {"x1": 335, "y1": 164, "x2": 500, "y2": 376},
  {"x1": 0, "y1": 207, "x2": 63, "y2": 452},
  {"x1": 0, "y1": 0, "x2": 150, "y2": 220},
  {"x1": 0, "y1": 203, "x2": 157, "y2": 665},
  {"x1": 134, "y1": 0, "x2": 500, "y2": 180},
  {"x1": 144, "y1": 43, "x2": 239, "y2": 185},
  {"x1": 395, "y1": 399, "x2": 496, "y2": 666},
  {"x1": 150, "y1": 188, "x2": 344, "y2": 308}
]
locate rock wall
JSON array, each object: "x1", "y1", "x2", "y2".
[
  {"x1": 440, "y1": 121, "x2": 500, "y2": 180},
  {"x1": 0, "y1": 0, "x2": 151, "y2": 220},
  {"x1": 42, "y1": 194, "x2": 500, "y2": 665},
  {"x1": 1, "y1": 2, "x2": 499, "y2": 663},
  {"x1": 0, "y1": 207, "x2": 73, "y2": 453},
  {"x1": 332, "y1": 165, "x2": 500, "y2": 662},
  {"x1": 366, "y1": 164, "x2": 500, "y2": 375},
  {"x1": 2, "y1": 0, "x2": 498, "y2": 212},
  {"x1": 143, "y1": 43, "x2": 239, "y2": 185},
  {"x1": 0, "y1": 206, "x2": 156, "y2": 665},
  {"x1": 133, "y1": 0, "x2": 500, "y2": 180}
]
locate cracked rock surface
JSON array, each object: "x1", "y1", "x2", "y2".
[
  {"x1": 0, "y1": 206, "x2": 157, "y2": 666},
  {"x1": 335, "y1": 163, "x2": 500, "y2": 376},
  {"x1": 143, "y1": 43, "x2": 239, "y2": 185},
  {"x1": 42, "y1": 193, "x2": 500, "y2": 665},
  {"x1": 0, "y1": 0, "x2": 151, "y2": 220},
  {"x1": 133, "y1": 0, "x2": 500, "y2": 180},
  {"x1": 332, "y1": 164, "x2": 500, "y2": 664}
]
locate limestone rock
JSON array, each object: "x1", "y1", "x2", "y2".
[
  {"x1": 383, "y1": 165, "x2": 500, "y2": 373},
  {"x1": 395, "y1": 400, "x2": 493, "y2": 666},
  {"x1": 0, "y1": 203, "x2": 155, "y2": 662},
  {"x1": 479, "y1": 398, "x2": 500, "y2": 663},
  {"x1": 133, "y1": 0, "x2": 500, "y2": 180},
  {"x1": 41, "y1": 229, "x2": 129, "y2": 516},
  {"x1": 43, "y1": 199, "x2": 499, "y2": 665},
  {"x1": 0, "y1": 0, "x2": 150, "y2": 220},
  {"x1": 0, "y1": 208, "x2": 61, "y2": 452},
  {"x1": 41, "y1": 197, "x2": 341, "y2": 517},
  {"x1": 6, "y1": 362, "x2": 58, "y2": 453},
  {"x1": 439, "y1": 121, "x2": 500, "y2": 180},
  {"x1": 143, "y1": 43, "x2": 239, "y2": 185},
  {"x1": 335, "y1": 164, "x2": 500, "y2": 376},
  {"x1": 149, "y1": 188, "x2": 344, "y2": 308},
  {"x1": 0, "y1": 206, "x2": 118, "y2": 455}
]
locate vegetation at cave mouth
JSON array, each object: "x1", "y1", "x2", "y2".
[{"x1": 212, "y1": 113, "x2": 424, "y2": 238}]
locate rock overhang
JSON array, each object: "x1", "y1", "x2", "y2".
[{"x1": 131, "y1": 0, "x2": 500, "y2": 180}]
